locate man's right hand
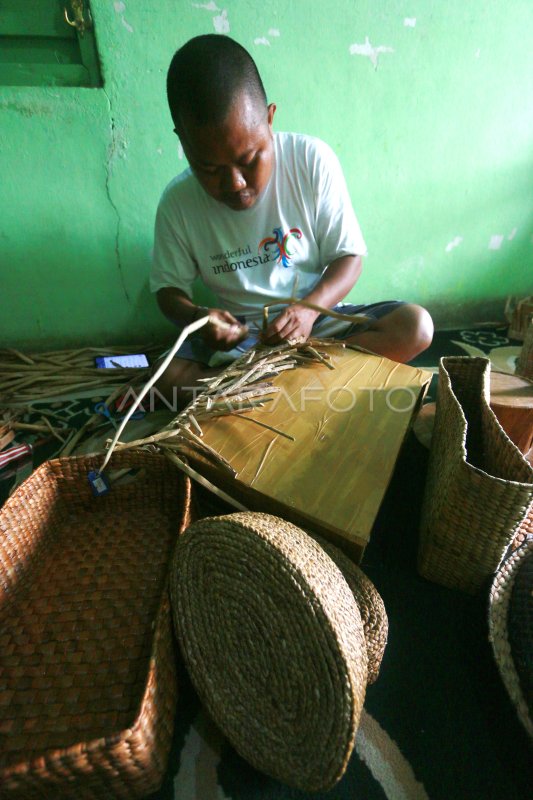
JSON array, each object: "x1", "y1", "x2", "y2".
[{"x1": 201, "y1": 308, "x2": 249, "y2": 351}]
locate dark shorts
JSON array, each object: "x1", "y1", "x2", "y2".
[{"x1": 169, "y1": 300, "x2": 405, "y2": 368}]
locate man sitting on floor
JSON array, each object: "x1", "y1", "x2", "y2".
[{"x1": 151, "y1": 34, "x2": 433, "y2": 402}]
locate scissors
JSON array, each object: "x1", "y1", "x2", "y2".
[
  {"x1": 94, "y1": 402, "x2": 119, "y2": 429},
  {"x1": 94, "y1": 401, "x2": 145, "y2": 428}
]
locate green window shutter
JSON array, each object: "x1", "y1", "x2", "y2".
[{"x1": 0, "y1": 0, "x2": 102, "y2": 87}]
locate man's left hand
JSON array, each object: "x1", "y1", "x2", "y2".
[{"x1": 262, "y1": 304, "x2": 319, "y2": 345}]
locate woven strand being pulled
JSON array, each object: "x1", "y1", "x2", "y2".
[
  {"x1": 108, "y1": 338, "x2": 353, "y2": 477},
  {"x1": 171, "y1": 512, "x2": 369, "y2": 792}
]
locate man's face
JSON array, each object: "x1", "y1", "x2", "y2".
[{"x1": 177, "y1": 93, "x2": 276, "y2": 211}]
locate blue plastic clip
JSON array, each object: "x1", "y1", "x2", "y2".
[{"x1": 87, "y1": 470, "x2": 110, "y2": 497}]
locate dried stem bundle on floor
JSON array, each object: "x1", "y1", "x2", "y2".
[{"x1": 0, "y1": 345, "x2": 163, "y2": 403}]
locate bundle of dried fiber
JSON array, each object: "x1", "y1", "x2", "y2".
[
  {"x1": 105, "y1": 337, "x2": 347, "y2": 482},
  {"x1": 0, "y1": 344, "x2": 163, "y2": 403}
]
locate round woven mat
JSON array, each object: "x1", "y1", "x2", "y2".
[
  {"x1": 171, "y1": 512, "x2": 368, "y2": 792},
  {"x1": 489, "y1": 538, "x2": 533, "y2": 739}
]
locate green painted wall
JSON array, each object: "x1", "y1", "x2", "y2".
[{"x1": 1, "y1": 0, "x2": 532, "y2": 349}]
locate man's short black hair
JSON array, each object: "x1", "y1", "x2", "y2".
[{"x1": 167, "y1": 34, "x2": 267, "y2": 129}]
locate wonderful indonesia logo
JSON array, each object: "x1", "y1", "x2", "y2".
[{"x1": 210, "y1": 226, "x2": 303, "y2": 275}]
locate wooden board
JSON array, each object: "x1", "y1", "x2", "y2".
[{"x1": 187, "y1": 346, "x2": 431, "y2": 561}]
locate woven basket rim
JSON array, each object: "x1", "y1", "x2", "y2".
[
  {"x1": 439, "y1": 356, "x2": 533, "y2": 486},
  {"x1": 488, "y1": 537, "x2": 533, "y2": 738},
  {"x1": 0, "y1": 449, "x2": 174, "y2": 507}
]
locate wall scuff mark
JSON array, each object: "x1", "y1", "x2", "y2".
[
  {"x1": 348, "y1": 37, "x2": 394, "y2": 69},
  {"x1": 404, "y1": 18, "x2": 417, "y2": 28},
  {"x1": 0, "y1": 101, "x2": 53, "y2": 117},
  {"x1": 254, "y1": 28, "x2": 281, "y2": 46},
  {"x1": 445, "y1": 236, "x2": 463, "y2": 253},
  {"x1": 488, "y1": 234, "x2": 504, "y2": 250},
  {"x1": 192, "y1": 1, "x2": 219, "y2": 10},
  {"x1": 103, "y1": 89, "x2": 130, "y2": 304},
  {"x1": 507, "y1": 227, "x2": 517, "y2": 241},
  {"x1": 113, "y1": 1, "x2": 134, "y2": 33},
  {"x1": 213, "y1": 9, "x2": 230, "y2": 33}
]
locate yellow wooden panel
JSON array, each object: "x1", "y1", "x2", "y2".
[{"x1": 196, "y1": 347, "x2": 431, "y2": 553}]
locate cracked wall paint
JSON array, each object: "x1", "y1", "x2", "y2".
[
  {"x1": 349, "y1": 37, "x2": 394, "y2": 69},
  {"x1": 103, "y1": 89, "x2": 130, "y2": 303}
]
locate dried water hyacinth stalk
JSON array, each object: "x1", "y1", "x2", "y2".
[
  {"x1": 99, "y1": 298, "x2": 367, "y2": 497},
  {"x1": 0, "y1": 344, "x2": 163, "y2": 403},
  {"x1": 163, "y1": 449, "x2": 248, "y2": 511},
  {"x1": 0, "y1": 406, "x2": 71, "y2": 449},
  {"x1": 262, "y1": 297, "x2": 370, "y2": 329},
  {"x1": 111, "y1": 339, "x2": 343, "y2": 471}
]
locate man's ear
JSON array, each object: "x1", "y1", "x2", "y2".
[{"x1": 267, "y1": 103, "x2": 276, "y2": 128}]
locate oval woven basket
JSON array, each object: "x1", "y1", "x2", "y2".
[
  {"x1": 489, "y1": 538, "x2": 533, "y2": 739},
  {"x1": 312, "y1": 533, "x2": 388, "y2": 684},
  {"x1": 171, "y1": 511, "x2": 369, "y2": 792},
  {"x1": 0, "y1": 450, "x2": 192, "y2": 799}
]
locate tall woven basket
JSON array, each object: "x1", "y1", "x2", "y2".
[
  {"x1": 418, "y1": 357, "x2": 533, "y2": 594},
  {"x1": 0, "y1": 451, "x2": 192, "y2": 799}
]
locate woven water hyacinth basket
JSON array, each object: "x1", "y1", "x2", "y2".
[
  {"x1": 489, "y1": 539, "x2": 533, "y2": 739},
  {"x1": 0, "y1": 451, "x2": 192, "y2": 799},
  {"x1": 312, "y1": 533, "x2": 388, "y2": 684},
  {"x1": 171, "y1": 511, "x2": 387, "y2": 792},
  {"x1": 419, "y1": 357, "x2": 533, "y2": 594}
]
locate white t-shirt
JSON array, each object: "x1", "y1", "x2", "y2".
[{"x1": 150, "y1": 132, "x2": 367, "y2": 324}]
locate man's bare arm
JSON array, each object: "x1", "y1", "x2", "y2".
[{"x1": 156, "y1": 287, "x2": 248, "y2": 351}]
